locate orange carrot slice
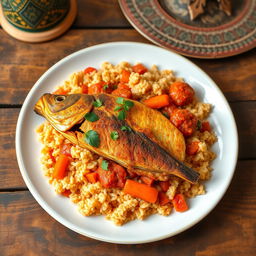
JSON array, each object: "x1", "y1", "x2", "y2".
[
  {"x1": 53, "y1": 154, "x2": 70, "y2": 180},
  {"x1": 143, "y1": 95, "x2": 170, "y2": 109},
  {"x1": 123, "y1": 179, "x2": 158, "y2": 203}
]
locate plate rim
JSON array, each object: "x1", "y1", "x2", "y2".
[
  {"x1": 15, "y1": 41, "x2": 238, "y2": 244},
  {"x1": 118, "y1": 0, "x2": 256, "y2": 59}
]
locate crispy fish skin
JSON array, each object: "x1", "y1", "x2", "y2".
[
  {"x1": 34, "y1": 93, "x2": 199, "y2": 183},
  {"x1": 97, "y1": 94, "x2": 185, "y2": 161}
]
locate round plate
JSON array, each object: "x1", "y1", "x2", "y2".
[
  {"x1": 119, "y1": 0, "x2": 256, "y2": 58},
  {"x1": 16, "y1": 42, "x2": 238, "y2": 244}
]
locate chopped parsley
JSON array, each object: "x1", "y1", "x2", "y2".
[
  {"x1": 84, "y1": 112, "x2": 99, "y2": 122},
  {"x1": 93, "y1": 99, "x2": 103, "y2": 107},
  {"x1": 101, "y1": 160, "x2": 109, "y2": 170},
  {"x1": 121, "y1": 125, "x2": 132, "y2": 132},
  {"x1": 197, "y1": 120, "x2": 202, "y2": 130},
  {"x1": 115, "y1": 97, "x2": 134, "y2": 121},
  {"x1": 110, "y1": 131, "x2": 119, "y2": 140},
  {"x1": 103, "y1": 84, "x2": 109, "y2": 90},
  {"x1": 84, "y1": 130, "x2": 100, "y2": 147}
]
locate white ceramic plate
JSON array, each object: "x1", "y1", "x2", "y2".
[{"x1": 16, "y1": 42, "x2": 238, "y2": 244}]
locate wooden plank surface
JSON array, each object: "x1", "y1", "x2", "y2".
[
  {"x1": 0, "y1": 29, "x2": 255, "y2": 105},
  {"x1": 0, "y1": 160, "x2": 255, "y2": 256},
  {"x1": 74, "y1": 0, "x2": 130, "y2": 28},
  {"x1": 0, "y1": 102, "x2": 255, "y2": 189}
]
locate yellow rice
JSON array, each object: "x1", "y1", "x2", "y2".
[{"x1": 36, "y1": 62, "x2": 217, "y2": 225}]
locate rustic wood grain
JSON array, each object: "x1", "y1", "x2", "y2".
[
  {"x1": 0, "y1": 160, "x2": 255, "y2": 256},
  {"x1": 0, "y1": 29, "x2": 255, "y2": 105},
  {"x1": 74, "y1": 0, "x2": 130, "y2": 28},
  {"x1": 0, "y1": 102, "x2": 255, "y2": 189}
]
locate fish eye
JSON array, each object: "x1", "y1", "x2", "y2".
[{"x1": 55, "y1": 95, "x2": 66, "y2": 102}]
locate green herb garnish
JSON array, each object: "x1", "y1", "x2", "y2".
[
  {"x1": 84, "y1": 130, "x2": 100, "y2": 147},
  {"x1": 121, "y1": 126, "x2": 132, "y2": 132},
  {"x1": 197, "y1": 120, "x2": 202, "y2": 130},
  {"x1": 103, "y1": 84, "x2": 109, "y2": 90},
  {"x1": 101, "y1": 160, "x2": 109, "y2": 170},
  {"x1": 116, "y1": 97, "x2": 125, "y2": 105},
  {"x1": 115, "y1": 97, "x2": 134, "y2": 120},
  {"x1": 93, "y1": 99, "x2": 103, "y2": 107},
  {"x1": 110, "y1": 131, "x2": 119, "y2": 140},
  {"x1": 118, "y1": 110, "x2": 126, "y2": 120},
  {"x1": 84, "y1": 112, "x2": 99, "y2": 122}
]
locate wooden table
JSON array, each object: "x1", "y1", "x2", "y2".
[{"x1": 1, "y1": 1, "x2": 255, "y2": 255}]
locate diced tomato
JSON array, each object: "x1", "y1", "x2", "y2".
[
  {"x1": 85, "y1": 172, "x2": 98, "y2": 184},
  {"x1": 53, "y1": 88, "x2": 67, "y2": 95},
  {"x1": 97, "y1": 166, "x2": 117, "y2": 188},
  {"x1": 120, "y1": 70, "x2": 131, "y2": 83},
  {"x1": 84, "y1": 67, "x2": 97, "y2": 74},
  {"x1": 159, "y1": 192, "x2": 170, "y2": 206},
  {"x1": 161, "y1": 103, "x2": 177, "y2": 117},
  {"x1": 200, "y1": 121, "x2": 211, "y2": 132},
  {"x1": 60, "y1": 144, "x2": 72, "y2": 157},
  {"x1": 81, "y1": 84, "x2": 88, "y2": 94},
  {"x1": 172, "y1": 194, "x2": 188, "y2": 212},
  {"x1": 111, "y1": 88, "x2": 132, "y2": 99},
  {"x1": 140, "y1": 176, "x2": 155, "y2": 186},
  {"x1": 127, "y1": 170, "x2": 138, "y2": 179},
  {"x1": 132, "y1": 64, "x2": 148, "y2": 74},
  {"x1": 186, "y1": 141, "x2": 199, "y2": 156},
  {"x1": 61, "y1": 190, "x2": 71, "y2": 197},
  {"x1": 118, "y1": 83, "x2": 130, "y2": 90},
  {"x1": 169, "y1": 82, "x2": 195, "y2": 106},
  {"x1": 159, "y1": 181, "x2": 170, "y2": 192},
  {"x1": 97, "y1": 161, "x2": 127, "y2": 188},
  {"x1": 170, "y1": 109, "x2": 197, "y2": 137},
  {"x1": 88, "y1": 82, "x2": 105, "y2": 94},
  {"x1": 110, "y1": 162, "x2": 127, "y2": 188}
]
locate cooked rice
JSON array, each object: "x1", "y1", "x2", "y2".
[{"x1": 36, "y1": 62, "x2": 217, "y2": 225}]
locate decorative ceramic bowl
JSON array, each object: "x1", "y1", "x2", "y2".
[{"x1": 0, "y1": 0, "x2": 77, "y2": 42}]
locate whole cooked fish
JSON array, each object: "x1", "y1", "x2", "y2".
[{"x1": 34, "y1": 93, "x2": 199, "y2": 183}]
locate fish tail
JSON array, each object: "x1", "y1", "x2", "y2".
[{"x1": 174, "y1": 161, "x2": 200, "y2": 183}]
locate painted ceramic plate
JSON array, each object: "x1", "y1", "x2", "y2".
[
  {"x1": 16, "y1": 42, "x2": 238, "y2": 244},
  {"x1": 119, "y1": 0, "x2": 256, "y2": 58}
]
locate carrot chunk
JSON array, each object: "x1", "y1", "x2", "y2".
[
  {"x1": 53, "y1": 154, "x2": 70, "y2": 180},
  {"x1": 120, "y1": 70, "x2": 131, "y2": 83},
  {"x1": 85, "y1": 172, "x2": 98, "y2": 183},
  {"x1": 140, "y1": 176, "x2": 155, "y2": 186},
  {"x1": 111, "y1": 88, "x2": 132, "y2": 99},
  {"x1": 123, "y1": 179, "x2": 158, "y2": 203},
  {"x1": 132, "y1": 64, "x2": 148, "y2": 74},
  {"x1": 159, "y1": 192, "x2": 170, "y2": 206},
  {"x1": 172, "y1": 194, "x2": 188, "y2": 212},
  {"x1": 143, "y1": 95, "x2": 170, "y2": 109}
]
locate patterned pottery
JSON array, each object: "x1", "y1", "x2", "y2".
[
  {"x1": 0, "y1": 0, "x2": 77, "y2": 42},
  {"x1": 119, "y1": 0, "x2": 256, "y2": 58}
]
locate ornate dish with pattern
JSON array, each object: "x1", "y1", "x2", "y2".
[{"x1": 119, "y1": 0, "x2": 256, "y2": 58}]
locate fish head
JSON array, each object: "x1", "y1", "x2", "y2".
[{"x1": 34, "y1": 93, "x2": 94, "y2": 132}]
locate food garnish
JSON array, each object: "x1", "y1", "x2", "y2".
[
  {"x1": 101, "y1": 160, "x2": 109, "y2": 170},
  {"x1": 84, "y1": 112, "x2": 99, "y2": 122},
  {"x1": 110, "y1": 131, "x2": 119, "y2": 140},
  {"x1": 93, "y1": 99, "x2": 103, "y2": 107},
  {"x1": 84, "y1": 130, "x2": 100, "y2": 147}
]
